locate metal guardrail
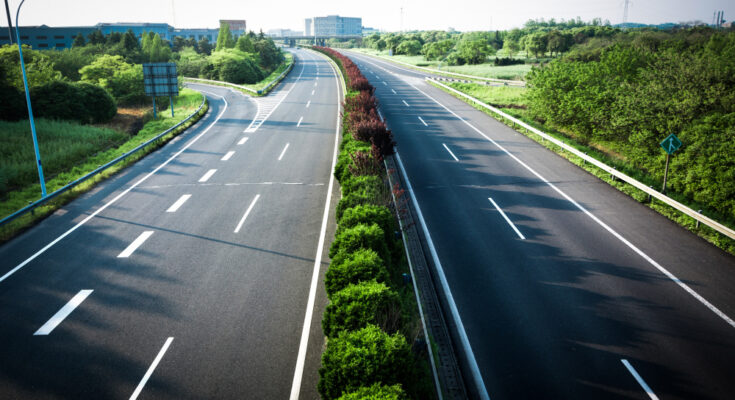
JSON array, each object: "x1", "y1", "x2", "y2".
[
  {"x1": 182, "y1": 55, "x2": 295, "y2": 96},
  {"x1": 0, "y1": 96, "x2": 207, "y2": 227},
  {"x1": 344, "y1": 49, "x2": 526, "y2": 86},
  {"x1": 429, "y1": 78, "x2": 735, "y2": 241}
]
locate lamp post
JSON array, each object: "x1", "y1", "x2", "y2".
[
  {"x1": 14, "y1": 0, "x2": 47, "y2": 197},
  {"x1": 4, "y1": 0, "x2": 13, "y2": 44}
]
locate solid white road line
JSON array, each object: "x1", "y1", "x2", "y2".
[
  {"x1": 198, "y1": 169, "x2": 217, "y2": 182},
  {"x1": 394, "y1": 152, "x2": 491, "y2": 400},
  {"x1": 289, "y1": 48, "x2": 341, "y2": 400},
  {"x1": 391, "y1": 89, "x2": 397, "y2": 94},
  {"x1": 166, "y1": 194, "x2": 191, "y2": 213},
  {"x1": 442, "y1": 143, "x2": 459, "y2": 162},
  {"x1": 129, "y1": 337, "x2": 174, "y2": 400},
  {"x1": 34, "y1": 290, "x2": 93, "y2": 336},
  {"x1": 221, "y1": 151, "x2": 235, "y2": 161},
  {"x1": 278, "y1": 143, "x2": 290, "y2": 161},
  {"x1": 237, "y1": 137, "x2": 249, "y2": 145},
  {"x1": 402, "y1": 100, "x2": 410, "y2": 107},
  {"x1": 297, "y1": 116, "x2": 304, "y2": 127},
  {"x1": 306, "y1": 100, "x2": 311, "y2": 108},
  {"x1": 234, "y1": 194, "x2": 260, "y2": 233},
  {"x1": 418, "y1": 116, "x2": 428, "y2": 126},
  {"x1": 488, "y1": 197, "x2": 526, "y2": 240},
  {"x1": 0, "y1": 92, "x2": 229, "y2": 284},
  {"x1": 117, "y1": 231, "x2": 154, "y2": 258},
  {"x1": 622, "y1": 359, "x2": 660, "y2": 400}
]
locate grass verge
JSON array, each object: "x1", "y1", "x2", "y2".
[
  {"x1": 432, "y1": 80, "x2": 735, "y2": 255},
  {"x1": 0, "y1": 88, "x2": 207, "y2": 242}
]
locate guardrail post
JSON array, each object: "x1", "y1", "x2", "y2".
[{"x1": 696, "y1": 210, "x2": 702, "y2": 228}]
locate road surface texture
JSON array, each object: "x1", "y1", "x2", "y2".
[
  {"x1": 344, "y1": 50, "x2": 735, "y2": 400},
  {"x1": 0, "y1": 48, "x2": 339, "y2": 399}
]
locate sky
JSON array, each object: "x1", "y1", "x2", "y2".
[{"x1": 4, "y1": 0, "x2": 733, "y2": 33}]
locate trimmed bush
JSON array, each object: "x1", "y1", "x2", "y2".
[
  {"x1": 31, "y1": 80, "x2": 117, "y2": 124},
  {"x1": 335, "y1": 140, "x2": 372, "y2": 183},
  {"x1": 318, "y1": 324, "x2": 412, "y2": 400},
  {"x1": 325, "y1": 248, "x2": 388, "y2": 297},
  {"x1": 329, "y1": 223, "x2": 389, "y2": 263},
  {"x1": 75, "y1": 82, "x2": 117, "y2": 123},
  {"x1": 337, "y1": 383, "x2": 407, "y2": 400},
  {"x1": 340, "y1": 175, "x2": 384, "y2": 197},
  {"x1": 336, "y1": 191, "x2": 383, "y2": 221},
  {"x1": 323, "y1": 281, "x2": 400, "y2": 338}
]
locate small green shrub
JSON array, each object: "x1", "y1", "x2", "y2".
[
  {"x1": 323, "y1": 281, "x2": 400, "y2": 338},
  {"x1": 318, "y1": 324, "x2": 412, "y2": 400},
  {"x1": 337, "y1": 383, "x2": 408, "y2": 400},
  {"x1": 338, "y1": 205, "x2": 397, "y2": 244},
  {"x1": 335, "y1": 140, "x2": 372, "y2": 182},
  {"x1": 340, "y1": 175, "x2": 384, "y2": 196},
  {"x1": 336, "y1": 191, "x2": 380, "y2": 221},
  {"x1": 326, "y1": 248, "x2": 388, "y2": 297},
  {"x1": 329, "y1": 223, "x2": 388, "y2": 263}
]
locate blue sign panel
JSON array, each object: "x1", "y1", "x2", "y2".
[{"x1": 143, "y1": 63, "x2": 178, "y2": 97}]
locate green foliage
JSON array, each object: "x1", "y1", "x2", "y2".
[
  {"x1": 0, "y1": 80, "x2": 26, "y2": 121},
  {"x1": 338, "y1": 204, "x2": 397, "y2": 246},
  {"x1": 455, "y1": 39, "x2": 495, "y2": 64},
  {"x1": 236, "y1": 35, "x2": 255, "y2": 53},
  {"x1": 526, "y1": 28, "x2": 735, "y2": 221},
  {"x1": 254, "y1": 37, "x2": 283, "y2": 71},
  {"x1": 208, "y1": 49, "x2": 264, "y2": 84},
  {"x1": 30, "y1": 80, "x2": 116, "y2": 124},
  {"x1": 329, "y1": 223, "x2": 389, "y2": 265},
  {"x1": 326, "y1": 248, "x2": 388, "y2": 297},
  {"x1": 395, "y1": 40, "x2": 422, "y2": 56},
  {"x1": 323, "y1": 281, "x2": 400, "y2": 338},
  {"x1": 337, "y1": 383, "x2": 407, "y2": 400},
  {"x1": 79, "y1": 54, "x2": 146, "y2": 105},
  {"x1": 318, "y1": 325, "x2": 411, "y2": 400},
  {"x1": 0, "y1": 45, "x2": 62, "y2": 91},
  {"x1": 72, "y1": 33, "x2": 85, "y2": 48},
  {"x1": 216, "y1": 22, "x2": 235, "y2": 51}
]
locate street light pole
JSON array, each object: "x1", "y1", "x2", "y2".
[
  {"x1": 15, "y1": 0, "x2": 47, "y2": 197},
  {"x1": 4, "y1": 0, "x2": 13, "y2": 44}
]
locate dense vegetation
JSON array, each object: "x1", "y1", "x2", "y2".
[
  {"x1": 526, "y1": 28, "x2": 735, "y2": 221},
  {"x1": 314, "y1": 46, "x2": 433, "y2": 399}
]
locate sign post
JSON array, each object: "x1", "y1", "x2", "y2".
[
  {"x1": 142, "y1": 62, "x2": 178, "y2": 120},
  {"x1": 659, "y1": 133, "x2": 682, "y2": 194}
]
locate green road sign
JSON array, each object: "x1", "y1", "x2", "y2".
[{"x1": 660, "y1": 133, "x2": 682, "y2": 155}]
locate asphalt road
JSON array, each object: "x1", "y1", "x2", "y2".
[
  {"x1": 343, "y1": 50, "x2": 735, "y2": 400},
  {"x1": 0, "y1": 48, "x2": 340, "y2": 399}
]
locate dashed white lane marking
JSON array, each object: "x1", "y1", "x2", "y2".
[
  {"x1": 311, "y1": 89, "x2": 315, "y2": 95},
  {"x1": 198, "y1": 169, "x2": 217, "y2": 182},
  {"x1": 297, "y1": 116, "x2": 304, "y2": 127},
  {"x1": 237, "y1": 137, "x2": 249, "y2": 145},
  {"x1": 278, "y1": 143, "x2": 290, "y2": 161},
  {"x1": 166, "y1": 194, "x2": 191, "y2": 213},
  {"x1": 129, "y1": 337, "x2": 174, "y2": 400},
  {"x1": 488, "y1": 197, "x2": 526, "y2": 240},
  {"x1": 622, "y1": 359, "x2": 660, "y2": 400},
  {"x1": 442, "y1": 143, "x2": 459, "y2": 162},
  {"x1": 234, "y1": 194, "x2": 261, "y2": 233},
  {"x1": 391, "y1": 89, "x2": 397, "y2": 94},
  {"x1": 34, "y1": 290, "x2": 93, "y2": 336},
  {"x1": 306, "y1": 100, "x2": 311, "y2": 108},
  {"x1": 117, "y1": 231, "x2": 154, "y2": 258},
  {"x1": 221, "y1": 151, "x2": 235, "y2": 161},
  {"x1": 402, "y1": 100, "x2": 410, "y2": 107},
  {"x1": 418, "y1": 116, "x2": 428, "y2": 126},
  {"x1": 382, "y1": 81, "x2": 387, "y2": 85}
]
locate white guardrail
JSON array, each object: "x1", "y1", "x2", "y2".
[
  {"x1": 345, "y1": 49, "x2": 526, "y2": 86},
  {"x1": 429, "y1": 78, "x2": 735, "y2": 241},
  {"x1": 183, "y1": 77, "x2": 259, "y2": 94}
]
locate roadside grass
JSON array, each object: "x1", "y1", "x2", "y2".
[
  {"x1": 446, "y1": 82, "x2": 528, "y2": 108},
  {"x1": 436, "y1": 81, "x2": 735, "y2": 255},
  {"x1": 0, "y1": 88, "x2": 207, "y2": 242},
  {"x1": 350, "y1": 48, "x2": 534, "y2": 80}
]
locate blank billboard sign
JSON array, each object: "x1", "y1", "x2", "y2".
[{"x1": 143, "y1": 63, "x2": 178, "y2": 97}]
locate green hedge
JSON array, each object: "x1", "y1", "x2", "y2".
[
  {"x1": 318, "y1": 324, "x2": 412, "y2": 400},
  {"x1": 337, "y1": 383, "x2": 408, "y2": 400},
  {"x1": 322, "y1": 281, "x2": 400, "y2": 338},
  {"x1": 329, "y1": 223, "x2": 389, "y2": 265},
  {"x1": 325, "y1": 248, "x2": 388, "y2": 297},
  {"x1": 338, "y1": 204, "x2": 397, "y2": 247},
  {"x1": 31, "y1": 80, "x2": 117, "y2": 124}
]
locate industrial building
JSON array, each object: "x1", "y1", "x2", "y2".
[
  {"x1": 0, "y1": 20, "x2": 246, "y2": 50},
  {"x1": 304, "y1": 15, "x2": 362, "y2": 37}
]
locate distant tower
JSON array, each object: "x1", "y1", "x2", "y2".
[
  {"x1": 400, "y1": 7, "x2": 404, "y2": 32},
  {"x1": 623, "y1": 0, "x2": 630, "y2": 24}
]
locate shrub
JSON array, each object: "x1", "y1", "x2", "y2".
[
  {"x1": 325, "y1": 249, "x2": 388, "y2": 296},
  {"x1": 348, "y1": 151, "x2": 382, "y2": 177},
  {"x1": 0, "y1": 82, "x2": 26, "y2": 121},
  {"x1": 340, "y1": 175, "x2": 384, "y2": 197},
  {"x1": 323, "y1": 281, "x2": 400, "y2": 338},
  {"x1": 337, "y1": 383, "x2": 408, "y2": 400},
  {"x1": 318, "y1": 324, "x2": 411, "y2": 399},
  {"x1": 74, "y1": 82, "x2": 117, "y2": 123},
  {"x1": 338, "y1": 204, "x2": 397, "y2": 245},
  {"x1": 329, "y1": 223, "x2": 388, "y2": 263},
  {"x1": 335, "y1": 140, "x2": 372, "y2": 183},
  {"x1": 336, "y1": 191, "x2": 381, "y2": 221},
  {"x1": 31, "y1": 80, "x2": 116, "y2": 124}
]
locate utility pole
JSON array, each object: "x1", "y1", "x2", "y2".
[
  {"x1": 623, "y1": 0, "x2": 630, "y2": 24},
  {"x1": 4, "y1": 0, "x2": 13, "y2": 44},
  {"x1": 400, "y1": 7, "x2": 403, "y2": 32}
]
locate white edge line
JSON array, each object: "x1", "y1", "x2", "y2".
[
  {"x1": 442, "y1": 143, "x2": 460, "y2": 162},
  {"x1": 198, "y1": 169, "x2": 217, "y2": 182},
  {"x1": 129, "y1": 337, "x2": 174, "y2": 400},
  {"x1": 34, "y1": 289, "x2": 93, "y2": 336},
  {"x1": 289, "y1": 49, "x2": 342, "y2": 400},
  {"x1": 488, "y1": 197, "x2": 525, "y2": 240},
  {"x1": 117, "y1": 231, "x2": 154, "y2": 258},
  {"x1": 0, "y1": 92, "x2": 228, "y2": 284},
  {"x1": 621, "y1": 359, "x2": 660, "y2": 400},
  {"x1": 166, "y1": 194, "x2": 192, "y2": 213},
  {"x1": 234, "y1": 194, "x2": 261, "y2": 233},
  {"x1": 278, "y1": 143, "x2": 291, "y2": 161},
  {"x1": 395, "y1": 152, "x2": 490, "y2": 400},
  {"x1": 221, "y1": 151, "x2": 235, "y2": 161}
]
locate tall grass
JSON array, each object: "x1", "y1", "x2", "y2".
[{"x1": 446, "y1": 82, "x2": 528, "y2": 107}]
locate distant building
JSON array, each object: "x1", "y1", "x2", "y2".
[
  {"x1": 362, "y1": 26, "x2": 379, "y2": 36},
  {"x1": 311, "y1": 15, "x2": 362, "y2": 37},
  {"x1": 0, "y1": 20, "x2": 246, "y2": 50},
  {"x1": 267, "y1": 28, "x2": 303, "y2": 37},
  {"x1": 304, "y1": 18, "x2": 312, "y2": 36}
]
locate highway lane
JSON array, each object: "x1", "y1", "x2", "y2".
[
  {"x1": 0, "y1": 48, "x2": 340, "y2": 399},
  {"x1": 344, "y1": 51, "x2": 735, "y2": 400}
]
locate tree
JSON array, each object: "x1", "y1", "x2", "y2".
[
  {"x1": 72, "y1": 33, "x2": 86, "y2": 48},
  {"x1": 122, "y1": 29, "x2": 139, "y2": 52},
  {"x1": 395, "y1": 39, "x2": 422, "y2": 56},
  {"x1": 526, "y1": 31, "x2": 548, "y2": 58},
  {"x1": 87, "y1": 29, "x2": 105, "y2": 45},
  {"x1": 0, "y1": 45, "x2": 61, "y2": 91},
  {"x1": 455, "y1": 39, "x2": 493, "y2": 64},
  {"x1": 197, "y1": 37, "x2": 213, "y2": 55},
  {"x1": 216, "y1": 22, "x2": 235, "y2": 51},
  {"x1": 236, "y1": 35, "x2": 255, "y2": 53}
]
